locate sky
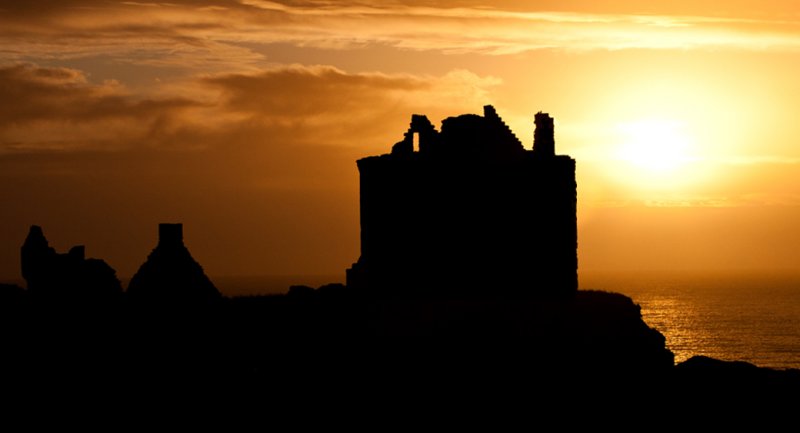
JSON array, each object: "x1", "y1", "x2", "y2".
[{"x1": 2, "y1": 0, "x2": 800, "y2": 284}]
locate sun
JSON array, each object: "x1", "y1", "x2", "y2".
[{"x1": 615, "y1": 119, "x2": 694, "y2": 173}]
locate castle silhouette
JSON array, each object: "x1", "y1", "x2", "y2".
[
  {"x1": 347, "y1": 105, "x2": 577, "y2": 297},
  {"x1": 18, "y1": 106, "x2": 575, "y2": 301}
]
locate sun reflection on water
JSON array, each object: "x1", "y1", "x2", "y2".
[
  {"x1": 580, "y1": 271, "x2": 800, "y2": 369},
  {"x1": 636, "y1": 295, "x2": 720, "y2": 364}
]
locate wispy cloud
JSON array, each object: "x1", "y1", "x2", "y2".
[{"x1": 3, "y1": 1, "x2": 800, "y2": 70}]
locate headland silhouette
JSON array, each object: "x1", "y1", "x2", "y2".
[{"x1": 1, "y1": 106, "x2": 797, "y2": 402}]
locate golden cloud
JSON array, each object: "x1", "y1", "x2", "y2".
[
  {"x1": 3, "y1": 0, "x2": 800, "y2": 72},
  {"x1": 0, "y1": 64, "x2": 200, "y2": 151}
]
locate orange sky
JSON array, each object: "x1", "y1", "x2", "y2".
[{"x1": 2, "y1": 1, "x2": 800, "y2": 282}]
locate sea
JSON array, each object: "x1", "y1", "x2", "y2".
[
  {"x1": 580, "y1": 270, "x2": 800, "y2": 370},
  {"x1": 215, "y1": 271, "x2": 800, "y2": 370}
]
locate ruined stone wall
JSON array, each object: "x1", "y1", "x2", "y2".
[{"x1": 20, "y1": 225, "x2": 122, "y2": 302}]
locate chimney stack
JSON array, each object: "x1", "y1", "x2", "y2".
[
  {"x1": 533, "y1": 112, "x2": 555, "y2": 156},
  {"x1": 158, "y1": 223, "x2": 184, "y2": 248}
]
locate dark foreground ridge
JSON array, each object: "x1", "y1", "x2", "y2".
[{"x1": 3, "y1": 277, "x2": 798, "y2": 403}]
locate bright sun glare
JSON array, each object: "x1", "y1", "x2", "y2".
[{"x1": 616, "y1": 119, "x2": 694, "y2": 173}]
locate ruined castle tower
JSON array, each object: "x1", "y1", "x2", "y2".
[
  {"x1": 127, "y1": 223, "x2": 220, "y2": 305},
  {"x1": 21, "y1": 225, "x2": 122, "y2": 302},
  {"x1": 346, "y1": 106, "x2": 577, "y2": 297}
]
